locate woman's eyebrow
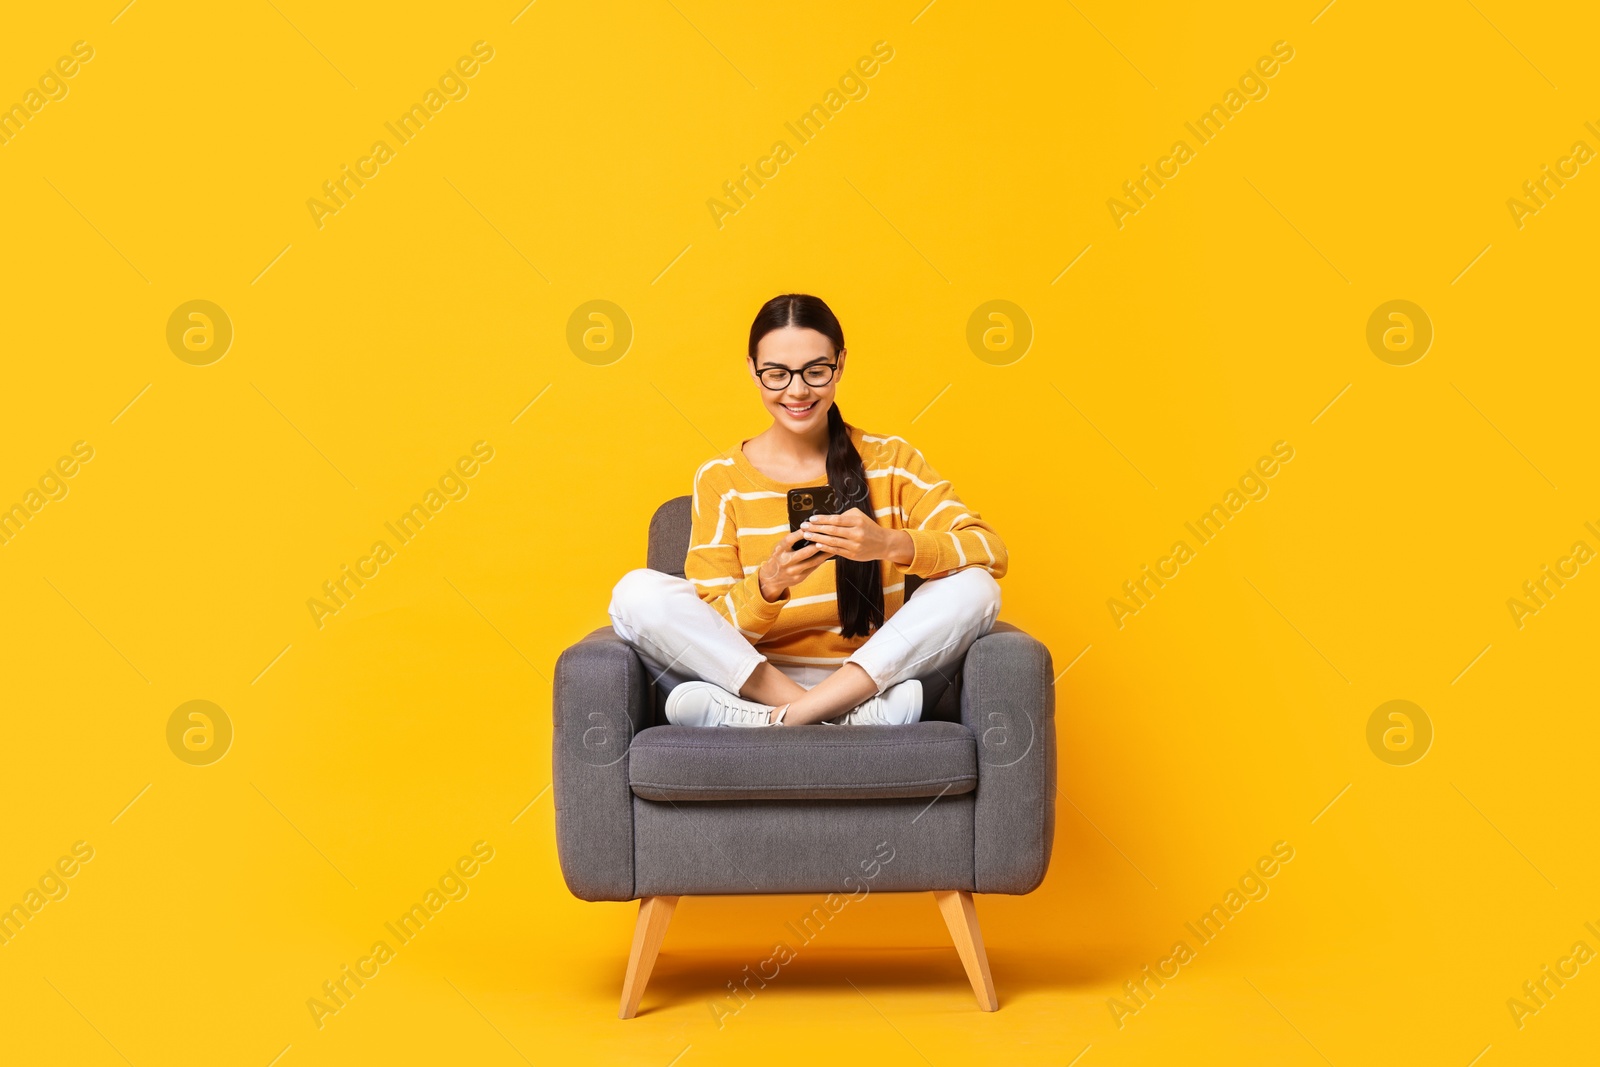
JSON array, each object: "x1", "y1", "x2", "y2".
[{"x1": 758, "y1": 357, "x2": 831, "y2": 369}]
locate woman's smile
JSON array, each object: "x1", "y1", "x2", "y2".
[{"x1": 781, "y1": 398, "x2": 819, "y2": 419}]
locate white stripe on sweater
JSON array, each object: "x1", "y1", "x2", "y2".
[
  {"x1": 784, "y1": 590, "x2": 837, "y2": 609},
  {"x1": 971, "y1": 529, "x2": 994, "y2": 563},
  {"x1": 704, "y1": 486, "x2": 788, "y2": 544},
  {"x1": 689, "y1": 542, "x2": 737, "y2": 554},
  {"x1": 861, "y1": 433, "x2": 936, "y2": 474},
  {"x1": 866, "y1": 466, "x2": 948, "y2": 491},
  {"x1": 692, "y1": 457, "x2": 735, "y2": 517},
  {"x1": 916, "y1": 500, "x2": 966, "y2": 528}
]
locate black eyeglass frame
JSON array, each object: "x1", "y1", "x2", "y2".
[{"x1": 752, "y1": 360, "x2": 840, "y2": 391}]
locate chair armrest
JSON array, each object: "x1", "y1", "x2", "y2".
[
  {"x1": 552, "y1": 625, "x2": 653, "y2": 901},
  {"x1": 960, "y1": 621, "x2": 1057, "y2": 894}
]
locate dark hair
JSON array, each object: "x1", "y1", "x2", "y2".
[{"x1": 747, "y1": 293, "x2": 884, "y2": 639}]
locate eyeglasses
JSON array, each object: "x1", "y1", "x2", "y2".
[{"x1": 755, "y1": 362, "x2": 837, "y2": 390}]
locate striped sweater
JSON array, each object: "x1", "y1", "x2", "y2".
[{"x1": 684, "y1": 424, "x2": 1007, "y2": 665}]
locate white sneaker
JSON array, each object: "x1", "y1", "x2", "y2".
[
  {"x1": 827, "y1": 679, "x2": 923, "y2": 726},
  {"x1": 665, "y1": 681, "x2": 784, "y2": 727}
]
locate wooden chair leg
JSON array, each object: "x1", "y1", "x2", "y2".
[
  {"x1": 619, "y1": 895, "x2": 678, "y2": 1019},
  {"x1": 934, "y1": 890, "x2": 998, "y2": 1011}
]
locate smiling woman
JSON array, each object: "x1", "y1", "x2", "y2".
[{"x1": 607, "y1": 292, "x2": 1006, "y2": 729}]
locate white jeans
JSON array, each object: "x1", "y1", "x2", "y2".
[{"x1": 607, "y1": 566, "x2": 1002, "y2": 700}]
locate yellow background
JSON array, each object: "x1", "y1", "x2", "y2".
[{"x1": 2, "y1": 1, "x2": 1596, "y2": 1063}]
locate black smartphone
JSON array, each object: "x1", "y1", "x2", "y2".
[{"x1": 787, "y1": 485, "x2": 838, "y2": 551}]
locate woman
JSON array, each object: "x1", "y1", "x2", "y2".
[{"x1": 608, "y1": 293, "x2": 1006, "y2": 727}]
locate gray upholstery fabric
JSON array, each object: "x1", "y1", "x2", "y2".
[
  {"x1": 634, "y1": 794, "x2": 974, "y2": 895},
  {"x1": 550, "y1": 495, "x2": 1056, "y2": 903},
  {"x1": 628, "y1": 721, "x2": 977, "y2": 801},
  {"x1": 646, "y1": 496, "x2": 693, "y2": 578},
  {"x1": 552, "y1": 626, "x2": 652, "y2": 901},
  {"x1": 961, "y1": 623, "x2": 1057, "y2": 894}
]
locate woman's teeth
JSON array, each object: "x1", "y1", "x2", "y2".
[{"x1": 783, "y1": 401, "x2": 816, "y2": 416}]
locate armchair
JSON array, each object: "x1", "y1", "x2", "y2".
[{"x1": 553, "y1": 495, "x2": 1056, "y2": 1016}]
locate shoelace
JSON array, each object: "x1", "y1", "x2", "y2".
[
  {"x1": 829, "y1": 693, "x2": 886, "y2": 726},
  {"x1": 712, "y1": 690, "x2": 780, "y2": 726}
]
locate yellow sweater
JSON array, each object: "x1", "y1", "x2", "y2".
[{"x1": 684, "y1": 423, "x2": 1007, "y2": 665}]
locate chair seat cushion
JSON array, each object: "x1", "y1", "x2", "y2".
[{"x1": 627, "y1": 721, "x2": 978, "y2": 802}]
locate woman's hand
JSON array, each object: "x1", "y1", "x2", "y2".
[
  {"x1": 757, "y1": 529, "x2": 834, "y2": 602},
  {"x1": 800, "y1": 509, "x2": 913, "y2": 565}
]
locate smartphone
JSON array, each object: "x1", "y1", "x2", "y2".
[{"x1": 787, "y1": 485, "x2": 838, "y2": 551}]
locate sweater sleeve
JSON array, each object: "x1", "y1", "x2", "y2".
[
  {"x1": 894, "y1": 441, "x2": 1008, "y2": 580},
  {"x1": 684, "y1": 462, "x2": 788, "y2": 640}
]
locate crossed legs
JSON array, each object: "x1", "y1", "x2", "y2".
[
  {"x1": 740, "y1": 660, "x2": 878, "y2": 726},
  {"x1": 607, "y1": 566, "x2": 1002, "y2": 725}
]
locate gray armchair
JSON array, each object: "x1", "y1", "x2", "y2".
[{"x1": 553, "y1": 495, "x2": 1056, "y2": 1017}]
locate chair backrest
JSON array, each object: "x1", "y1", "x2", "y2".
[
  {"x1": 648, "y1": 496, "x2": 925, "y2": 598},
  {"x1": 647, "y1": 496, "x2": 694, "y2": 577}
]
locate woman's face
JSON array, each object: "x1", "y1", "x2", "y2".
[{"x1": 748, "y1": 326, "x2": 845, "y2": 433}]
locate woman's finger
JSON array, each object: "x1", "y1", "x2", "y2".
[{"x1": 805, "y1": 531, "x2": 853, "y2": 550}]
